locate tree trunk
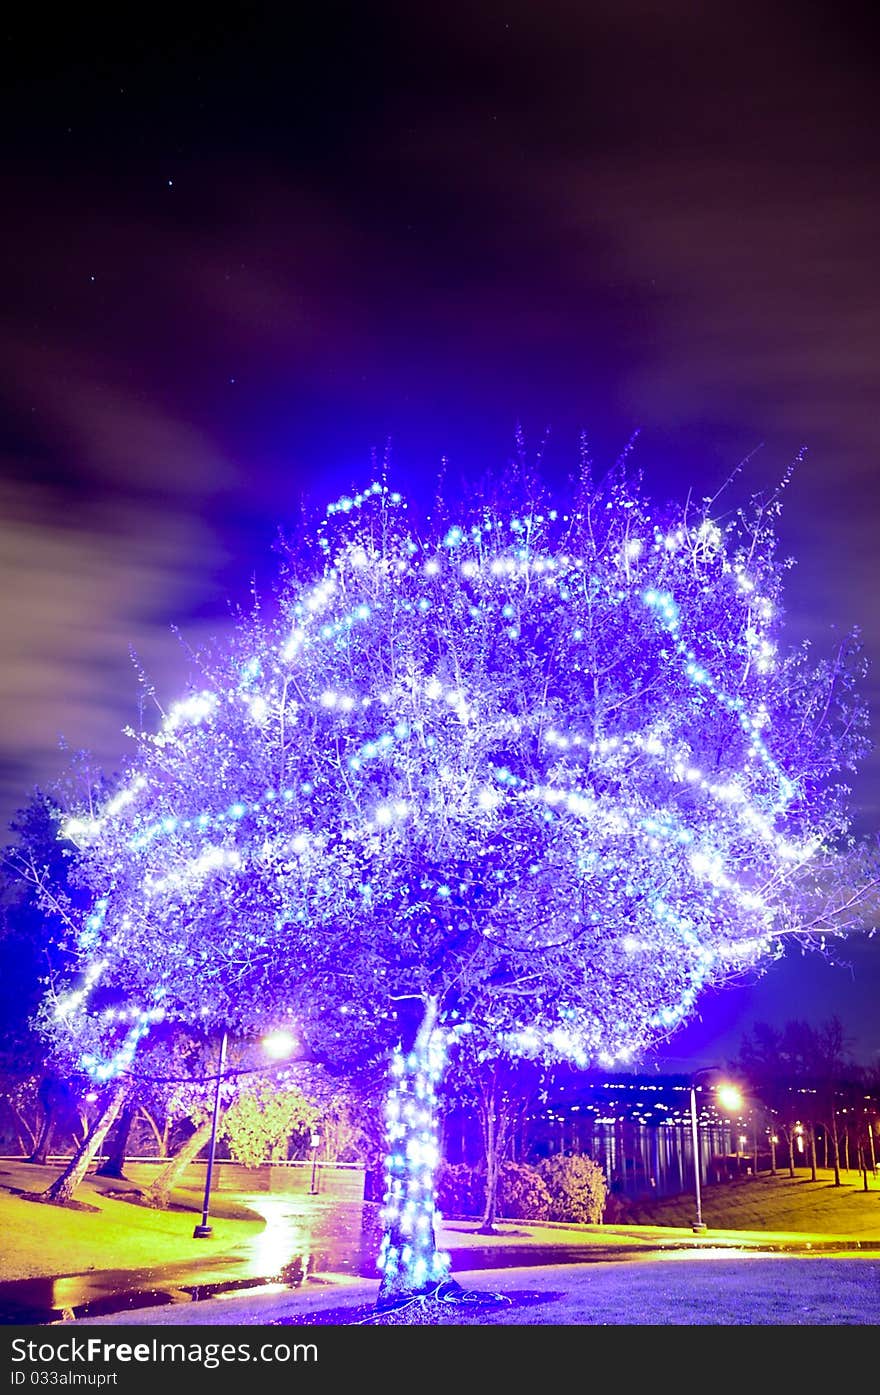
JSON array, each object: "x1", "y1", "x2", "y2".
[
  {"x1": 480, "y1": 1153, "x2": 500, "y2": 1232},
  {"x1": 808, "y1": 1123, "x2": 817, "y2": 1182},
  {"x1": 11, "y1": 1104, "x2": 37, "y2": 1157},
  {"x1": 479, "y1": 1098, "x2": 501, "y2": 1234},
  {"x1": 28, "y1": 1110, "x2": 55, "y2": 1165},
  {"x1": 830, "y1": 1113, "x2": 841, "y2": 1186},
  {"x1": 478, "y1": 1070, "x2": 501, "y2": 1234},
  {"x1": 145, "y1": 1118, "x2": 214, "y2": 1209},
  {"x1": 95, "y1": 1102, "x2": 137, "y2": 1179},
  {"x1": 859, "y1": 1139, "x2": 869, "y2": 1192},
  {"x1": 139, "y1": 1107, "x2": 170, "y2": 1158},
  {"x1": 41, "y1": 1085, "x2": 127, "y2": 1204},
  {"x1": 376, "y1": 996, "x2": 450, "y2": 1309}
]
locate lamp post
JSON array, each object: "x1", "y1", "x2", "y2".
[
  {"x1": 192, "y1": 1026, "x2": 298, "y2": 1239},
  {"x1": 689, "y1": 1069, "x2": 743, "y2": 1234},
  {"x1": 193, "y1": 1030, "x2": 228, "y2": 1239},
  {"x1": 309, "y1": 1129, "x2": 322, "y2": 1194},
  {"x1": 689, "y1": 1077, "x2": 707, "y2": 1234}
]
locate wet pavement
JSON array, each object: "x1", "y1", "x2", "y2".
[
  {"x1": 2, "y1": 1196, "x2": 879, "y2": 1325},
  {"x1": 0, "y1": 1197, "x2": 382, "y2": 1324}
]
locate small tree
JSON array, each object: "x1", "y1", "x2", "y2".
[
  {"x1": 223, "y1": 1079, "x2": 317, "y2": 1166},
  {"x1": 441, "y1": 1033, "x2": 544, "y2": 1233}
]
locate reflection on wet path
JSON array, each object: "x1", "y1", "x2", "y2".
[{"x1": 0, "y1": 1198, "x2": 385, "y2": 1323}]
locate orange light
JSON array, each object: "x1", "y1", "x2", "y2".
[{"x1": 716, "y1": 1084, "x2": 743, "y2": 1112}]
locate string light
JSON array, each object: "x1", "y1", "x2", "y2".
[{"x1": 376, "y1": 1033, "x2": 450, "y2": 1296}]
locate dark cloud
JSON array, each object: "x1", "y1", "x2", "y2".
[
  {"x1": 1, "y1": 1, "x2": 878, "y2": 1056},
  {"x1": 0, "y1": 481, "x2": 225, "y2": 813}
]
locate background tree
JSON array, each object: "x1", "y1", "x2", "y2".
[
  {"x1": 733, "y1": 1021, "x2": 802, "y2": 1177},
  {"x1": 44, "y1": 459, "x2": 877, "y2": 1305},
  {"x1": 808, "y1": 1017, "x2": 855, "y2": 1186},
  {"x1": 733, "y1": 1015, "x2": 863, "y2": 1183},
  {"x1": 440, "y1": 1032, "x2": 545, "y2": 1233},
  {"x1": 222, "y1": 1078, "x2": 317, "y2": 1167},
  {"x1": 0, "y1": 793, "x2": 92, "y2": 1162}
]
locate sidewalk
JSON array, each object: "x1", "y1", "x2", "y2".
[{"x1": 62, "y1": 1236, "x2": 880, "y2": 1328}]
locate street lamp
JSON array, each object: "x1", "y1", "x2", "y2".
[
  {"x1": 262, "y1": 1029, "x2": 298, "y2": 1059},
  {"x1": 193, "y1": 1027, "x2": 297, "y2": 1239},
  {"x1": 193, "y1": 1030, "x2": 228, "y2": 1239},
  {"x1": 309, "y1": 1129, "x2": 322, "y2": 1195},
  {"x1": 689, "y1": 1068, "x2": 743, "y2": 1234}
]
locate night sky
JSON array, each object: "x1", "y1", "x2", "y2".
[{"x1": 2, "y1": 4, "x2": 879, "y2": 1069}]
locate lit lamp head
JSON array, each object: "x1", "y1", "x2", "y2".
[
  {"x1": 716, "y1": 1083, "x2": 744, "y2": 1113},
  {"x1": 261, "y1": 1029, "x2": 298, "y2": 1060}
]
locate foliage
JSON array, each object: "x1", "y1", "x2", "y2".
[
  {"x1": 28, "y1": 456, "x2": 878, "y2": 1266},
  {"x1": 495, "y1": 1160, "x2": 552, "y2": 1220},
  {"x1": 0, "y1": 1066, "x2": 41, "y2": 1153},
  {"x1": 48, "y1": 465, "x2": 876, "y2": 1082},
  {"x1": 315, "y1": 1080, "x2": 384, "y2": 1164},
  {"x1": 441, "y1": 1034, "x2": 544, "y2": 1156},
  {"x1": 732, "y1": 1015, "x2": 866, "y2": 1182},
  {"x1": 0, "y1": 794, "x2": 99, "y2": 1158},
  {"x1": 537, "y1": 1152, "x2": 608, "y2": 1224},
  {"x1": 435, "y1": 1161, "x2": 482, "y2": 1218},
  {"x1": 222, "y1": 1078, "x2": 317, "y2": 1167}
]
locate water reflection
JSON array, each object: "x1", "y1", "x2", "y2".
[
  {"x1": 240, "y1": 1197, "x2": 384, "y2": 1281},
  {"x1": 0, "y1": 1199, "x2": 387, "y2": 1323}
]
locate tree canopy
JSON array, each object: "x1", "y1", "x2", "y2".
[{"x1": 48, "y1": 461, "x2": 873, "y2": 1079}]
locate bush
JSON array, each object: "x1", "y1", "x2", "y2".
[
  {"x1": 537, "y1": 1154, "x2": 608, "y2": 1224},
  {"x1": 435, "y1": 1161, "x2": 480, "y2": 1218},
  {"x1": 601, "y1": 1188, "x2": 636, "y2": 1224},
  {"x1": 496, "y1": 1161, "x2": 552, "y2": 1220}
]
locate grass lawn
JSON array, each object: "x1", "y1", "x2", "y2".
[
  {"x1": 608, "y1": 1165, "x2": 880, "y2": 1238},
  {"x1": 0, "y1": 1160, "x2": 265, "y2": 1282},
  {"x1": 1, "y1": 1159, "x2": 878, "y2": 1289}
]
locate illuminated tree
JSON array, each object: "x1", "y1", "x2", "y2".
[{"x1": 48, "y1": 458, "x2": 876, "y2": 1305}]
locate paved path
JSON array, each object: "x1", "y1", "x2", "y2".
[{"x1": 65, "y1": 1252, "x2": 880, "y2": 1327}]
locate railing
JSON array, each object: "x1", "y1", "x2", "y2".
[
  {"x1": 0, "y1": 1155, "x2": 364, "y2": 1167},
  {"x1": 1, "y1": 1155, "x2": 366, "y2": 1198}
]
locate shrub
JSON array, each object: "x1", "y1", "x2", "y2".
[
  {"x1": 435, "y1": 1161, "x2": 480, "y2": 1218},
  {"x1": 537, "y1": 1153, "x2": 608, "y2": 1224},
  {"x1": 496, "y1": 1161, "x2": 552, "y2": 1220},
  {"x1": 602, "y1": 1188, "x2": 637, "y2": 1224}
]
